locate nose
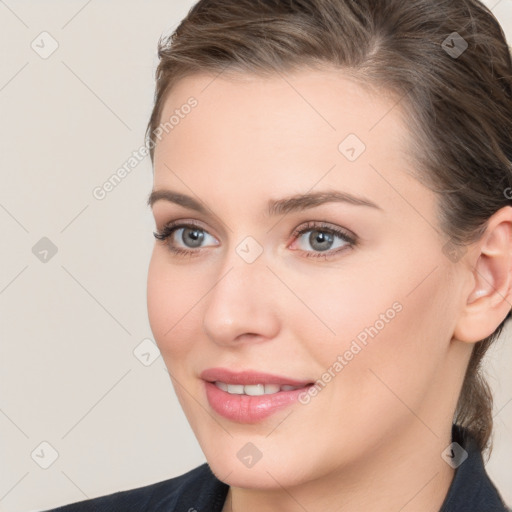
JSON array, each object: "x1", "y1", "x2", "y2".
[{"x1": 202, "y1": 247, "x2": 280, "y2": 347}]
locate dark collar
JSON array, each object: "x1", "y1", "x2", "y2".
[{"x1": 439, "y1": 424, "x2": 509, "y2": 511}]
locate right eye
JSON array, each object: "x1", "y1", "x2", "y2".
[{"x1": 153, "y1": 220, "x2": 219, "y2": 257}]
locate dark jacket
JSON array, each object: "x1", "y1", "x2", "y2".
[{"x1": 43, "y1": 424, "x2": 510, "y2": 511}]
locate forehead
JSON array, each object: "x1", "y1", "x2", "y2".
[
  {"x1": 152, "y1": 69, "x2": 423, "y2": 217},
  {"x1": 155, "y1": 69, "x2": 408, "y2": 161}
]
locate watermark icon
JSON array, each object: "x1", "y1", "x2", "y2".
[
  {"x1": 441, "y1": 32, "x2": 468, "y2": 59},
  {"x1": 92, "y1": 97, "x2": 198, "y2": 201},
  {"x1": 338, "y1": 133, "x2": 366, "y2": 162},
  {"x1": 32, "y1": 237, "x2": 58, "y2": 263},
  {"x1": 31, "y1": 441, "x2": 59, "y2": 469},
  {"x1": 236, "y1": 236, "x2": 264, "y2": 264},
  {"x1": 441, "y1": 238, "x2": 467, "y2": 263},
  {"x1": 237, "y1": 442, "x2": 263, "y2": 468},
  {"x1": 133, "y1": 338, "x2": 161, "y2": 366},
  {"x1": 299, "y1": 301, "x2": 403, "y2": 404},
  {"x1": 504, "y1": 187, "x2": 512, "y2": 200},
  {"x1": 441, "y1": 442, "x2": 468, "y2": 468},
  {"x1": 31, "y1": 31, "x2": 59, "y2": 59}
]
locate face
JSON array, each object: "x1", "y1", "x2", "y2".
[{"x1": 147, "y1": 68, "x2": 466, "y2": 489}]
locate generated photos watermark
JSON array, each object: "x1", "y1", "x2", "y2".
[
  {"x1": 299, "y1": 301, "x2": 403, "y2": 404},
  {"x1": 92, "y1": 96, "x2": 198, "y2": 201}
]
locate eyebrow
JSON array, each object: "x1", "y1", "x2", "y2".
[{"x1": 147, "y1": 189, "x2": 382, "y2": 216}]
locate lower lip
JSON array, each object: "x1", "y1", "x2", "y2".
[{"x1": 204, "y1": 381, "x2": 311, "y2": 423}]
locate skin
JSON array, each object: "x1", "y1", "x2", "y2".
[{"x1": 146, "y1": 68, "x2": 512, "y2": 512}]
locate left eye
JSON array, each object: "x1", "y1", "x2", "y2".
[
  {"x1": 291, "y1": 223, "x2": 355, "y2": 257},
  {"x1": 298, "y1": 229, "x2": 349, "y2": 252}
]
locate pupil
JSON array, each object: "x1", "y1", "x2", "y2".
[
  {"x1": 184, "y1": 228, "x2": 204, "y2": 247},
  {"x1": 311, "y1": 230, "x2": 333, "y2": 251}
]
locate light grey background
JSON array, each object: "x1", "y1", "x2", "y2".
[{"x1": 0, "y1": 1, "x2": 510, "y2": 511}]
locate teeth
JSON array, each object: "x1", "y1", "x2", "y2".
[
  {"x1": 215, "y1": 381, "x2": 229, "y2": 392},
  {"x1": 281, "y1": 385, "x2": 299, "y2": 391},
  {"x1": 226, "y1": 384, "x2": 244, "y2": 394},
  {"x1": 244, "y1": 384, "x2": 265, "y2": 396},
  {"x1": 264, "y1": 384, "x2": 282, "y2": 394},
  {"x1": 214, "y1": 382, "x2": 301, "y2": 395}
]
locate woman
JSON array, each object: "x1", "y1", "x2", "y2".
[{"x1": 45, "y1": 0, "x2": 512, "y2": 510}]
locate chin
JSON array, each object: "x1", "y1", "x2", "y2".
[
  {"x1": 203, "y1": 441, "x2": 317, "y2": 490},
  {"x1": 207, "y1": 458, "x2": 296, "y2": 489}
]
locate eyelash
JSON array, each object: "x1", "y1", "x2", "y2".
[{"x1": 153, "y1": 220, "x2": 357, "y2": 260}]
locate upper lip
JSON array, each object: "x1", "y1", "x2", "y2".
[{"x1": 200, "y1": 367, "x2": 313, "y2": 387}]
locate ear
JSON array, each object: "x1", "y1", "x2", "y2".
[{"x1": 453, "y1": 205, "x2": 512, "y2": 344}]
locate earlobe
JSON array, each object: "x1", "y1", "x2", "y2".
[{"x1": 453, "y1": 206, "x2": 512, "y2": 344}]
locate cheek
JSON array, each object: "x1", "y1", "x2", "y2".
[
  {"x1": 331, "y1": 263, "x2": 454, "y2": 423},
  {"x1": 283, "y1": 261, "x2": 399, "y2": 366},
  {"x1": 147, "y1": 252, "x2": 169, "y2": 341},
  {"x1": 302, "y1": 249, "x2": 453, "y2": 401},
  {"x1": 147, "y1": 250, "x2": 197, "y2": 362}
]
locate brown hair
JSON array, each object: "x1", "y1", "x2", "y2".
[{"x1": 145, "y1": 0, "x2": 512, "y2": 454}]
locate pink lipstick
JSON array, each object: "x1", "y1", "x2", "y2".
[{"x1": 201, "y1": 368, "x2": 314, "y2": 423}]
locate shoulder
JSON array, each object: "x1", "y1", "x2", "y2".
[{"x1": 41, "y1": 463, "x2": 229, "y2": 512}]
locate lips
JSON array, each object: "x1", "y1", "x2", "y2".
[
  {"x1": 200, "y1": 367, "x2": 313, "y2": 387},
  {"x1": 201, "y1": 367, "x2": 314, "y2": 423}
]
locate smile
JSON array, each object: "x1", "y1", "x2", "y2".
[{"x1": 213, "y1": 382, "x2": 303, "y2": 395}]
